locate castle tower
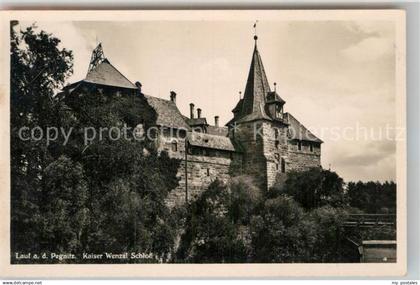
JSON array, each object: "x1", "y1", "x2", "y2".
[{"x1": 228, "y1": 35, "x2": 289, "y2": 190}]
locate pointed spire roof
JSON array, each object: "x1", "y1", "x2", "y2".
[{"x1": 237, "y1": 37, "x2": 271, "y2": 122}]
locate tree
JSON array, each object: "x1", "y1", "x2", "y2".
[
  {"x1": 250, "y1": 195, "x2": 306, "y2": 262},
  {"x1": 61, "y1": 85, "x2": 181, "y2": 261},
  {"x1": 301, "y1": 206, "x2": 349, "y2": 262},
  {"x1": 228, "y1": 175, "x2": 261, "y2": 225},
  {"x1": 40, "y1": 156, "x2": 89, "y2": 254},
  {"x1": 11, "y1": 24, "x2": 182, "y2": 262},
  {"x1": 10, "y1": 23, "x2": 73, "y2": 255},
  {"x1": 277, "y1": 168, "x2": 345, "y2": 210},
  {"x1": 347, "y1": 181, "x2": 396, "y2": 213},
  {"x1": 176, "y1": 179, "x2": 249, "y2": 263}
]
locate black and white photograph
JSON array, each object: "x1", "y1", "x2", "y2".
[{"x1": 0, "y1": 10, "x2": 407, "y2": 278}]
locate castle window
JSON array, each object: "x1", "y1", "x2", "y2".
[
  {"x1": 310, "y1": 144, "x2": 313, "y2": 152},
  {"x1": 298, "y1": 141, "x2": 302, "y2": 151},
  {"x1": 171, "y1": 140, "x2": 178, "y2": 152},
  {"x1": 206, "y1": 168, "x2": 210, "y2": 176},
  {"x1": 276, "y1": 164, "x2": 279, "y2": 171},
  {"x1": 281, "y1": 158, "x2": 286, "y2": 173},
  {"x1": 275, "y1": 105, "x2": 283, "y2": 118}
]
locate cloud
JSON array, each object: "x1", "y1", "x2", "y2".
[
  {"x1": 340, "y1": 36, "x2": 394, "y2": 62},
  {"x1": 328, "y1": 139, "x2": 396, "y2": 182}
]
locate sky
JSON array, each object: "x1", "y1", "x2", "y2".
[{"x1": 17, "y1": 20, "x2": 397, "y2": 182}]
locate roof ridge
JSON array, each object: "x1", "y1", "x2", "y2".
[
  {"x1": 84, "y1": 60, "x2": 136, "y2": 89},
  {"x1": 144, "y1": 94, "x2": 173, "y2": 102},
  {"x1": 286, "y1": 112, "x2": 323, "y2": 143},
  {"x1": 103, "y1": 59, "x2": 136, "y2": 87}
]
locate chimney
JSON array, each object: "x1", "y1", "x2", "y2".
[
  {"x1": 170, "y1": 91, "x2": 176, "y2": 104},
  {"x1": 190, "y1": 103, "x2": 195, "y2": 119},
  {"x1": 197, "y1": 108, "x2": 202, "y2": 118},
  {"x1": 214, "y1": 116, "x2": 219, "y2": 127},
  {"x1": 135, "y1": 81, "x2": 142, "y2": 93}
]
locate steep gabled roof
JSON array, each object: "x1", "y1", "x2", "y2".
[
  {"x1": 84, "y1": 59, "x2": 137, "y2": 89},
  {"x1": 187, "y1": 132, "x2": 236, "y2": 152},
  {"x1": 64, "y1": 44, "x2": 137, "y2": 91},
  {"x1": 144, "y1": 95, "x2": 191, "y2": 130},
  {"x1": 286, "y1": 113, "x2": 323, "y2": 143},
  {"x1": 187, "y1": 117, "x2": 208, "y2": 126},
  {"x1": 207, "y1": 125, "x2": 229, "y2": 136},
  {"x1": 240, "y1": 41, "x2": 271, "y2": 121}
]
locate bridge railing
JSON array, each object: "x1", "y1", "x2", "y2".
[{"x1": 344, "y1": 214, "x2": 396, "y2": 228}]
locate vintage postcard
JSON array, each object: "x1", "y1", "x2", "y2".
[{"x1": 0, "y1": 10, "x2": 406, "y2": 277}]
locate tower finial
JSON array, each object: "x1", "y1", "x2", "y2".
[
  {"x1": 88, "y1": 43, "x2": 106, "y2": 74},
  {"x1": 253, "y1": 20, "x2": 258, "y2": 43},
  {"x1": 239, "y1": 91, "x2": 242, "y2": 100},
  {"x1": 274, "y1": 82, "x2": 277, "y2": 92}
]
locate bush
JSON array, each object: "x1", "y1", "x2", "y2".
[{"x1": 278, "y1": 168, "x2": 345, "y2": 210}]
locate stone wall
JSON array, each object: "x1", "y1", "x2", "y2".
[
  {"x1": 231, "y1": 120, "x2": 290, "y2": 190},
  {"x1": 287, "y1": 139, "x2": 321, "y2": 171},
  {"x1": 152, "y1": 127, "x2": 243, "y2": 208},
  {"x1": 166, "y1": 154, "x2": 236, "y2": 208},
  {"x1": 154, "y1": 123, "x2": 322, "y2": 208},
  {"x1": 261, "y1": 121, "x2": 289, "y2": 189},
  {"x1": 231, "y1": 121, "x2": 267, "y2": 190}
]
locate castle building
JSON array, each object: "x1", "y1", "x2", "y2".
[{"x1": 61, "y1": 36, "x2": 322, "y2": 207}]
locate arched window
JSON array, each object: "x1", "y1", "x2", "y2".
[
  {"x1": 298, "y1": 141, "x2": 302, "y2": 151},
  {"x1": 281, "y1": 158, "x2": 286, "y2": 173},
  {"x1": 171, "y1": 140, "x2": 178, "y2": 152},
  {"x1": 310, "y1": 144, "x2": 314, "y2": 152}
]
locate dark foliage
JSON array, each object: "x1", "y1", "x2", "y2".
[
  {"x1": 176, "y1": 179, "x2": 251, "y2": 263},
  {"x1": 10, "y1": 25, "x2": 180, "y2": 263},
  {"x1": 274, "y1": 167, "x2": 345, "y2": 210},
  {"x1": 347, "y1": 181, "x2": 396, "y2": 213},
  {"x1": 10, "y1": 23, "x2": 73, "y2": 255}
]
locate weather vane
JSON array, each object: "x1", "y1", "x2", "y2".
[{"x1": 253, "y1": 20, "x2": 258, "y2": 41}]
